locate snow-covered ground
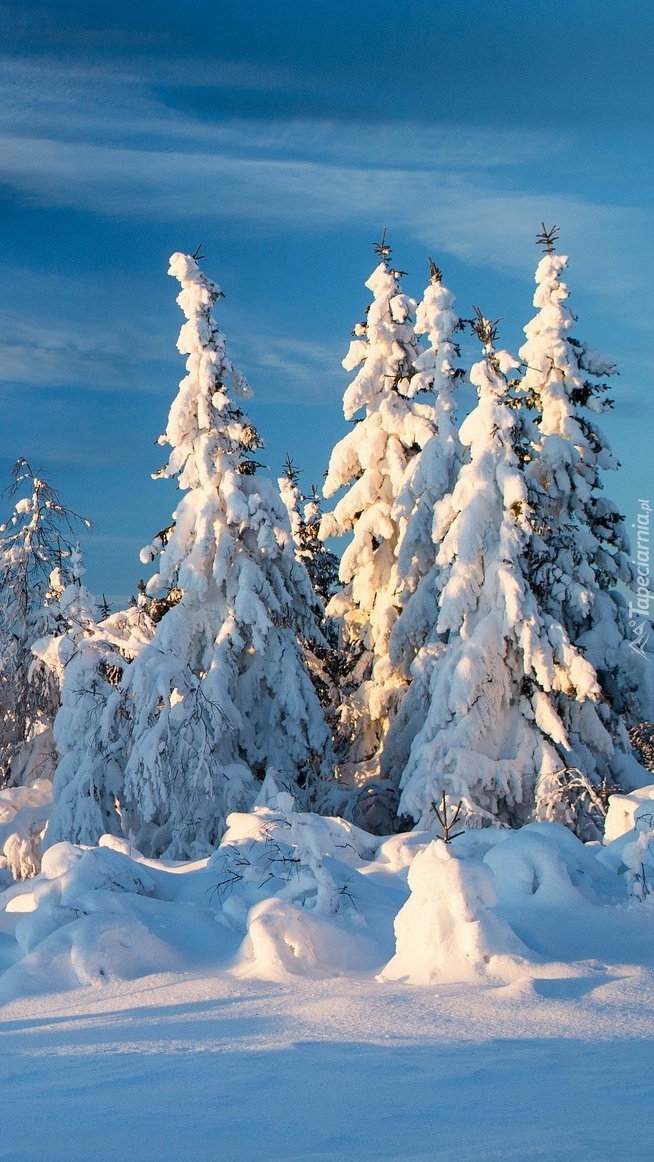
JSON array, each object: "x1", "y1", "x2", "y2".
[
  {"x1": 1, "y1": 965, "x2": 654, "y2": 1161},
  {"x1": 1, "y1": 788, "x2": 654, "y2": 1161}
]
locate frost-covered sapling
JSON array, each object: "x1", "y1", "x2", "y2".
[
  {"x1": 431, "y1": 791, "x2": 465, "y2": 843},
  {"x1": 534, "y1": 766, "x2": 609, "y2": 843}
]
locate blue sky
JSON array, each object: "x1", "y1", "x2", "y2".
[{"x1": 0, "y1": 0, "x2": 651, "y2": 601}]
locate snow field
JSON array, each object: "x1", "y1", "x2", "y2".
[
  {"x1": 0, "y1": 788, "x2": 653, "y2": 1158},
  {"x1": 0, "y1": 956, "x2": 653, "y2": 1160}
]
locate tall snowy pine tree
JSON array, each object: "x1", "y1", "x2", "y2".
[
  {"x1": 114, "y1": 253, "x2": 333, "y2": 858},
  {"x1": 397, "y1": 313, "x2": 608, "y2": 833},
  {"x1": 381, "y1": 261, "x2": 465, "y2": 786},
  {"x1": 519, "y1": 227, "x2": 647, "y2": 815},
  {"x1": 319, "y1": 237, "x2": 437, "y2": 782}
]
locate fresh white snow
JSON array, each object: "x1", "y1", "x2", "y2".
[{"x1": 0, "y1": 791, "x2": 654, "y2": 1160}]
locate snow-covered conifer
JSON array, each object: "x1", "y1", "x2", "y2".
[
  {"x1": 279, "y1": 455, "x2": 304, "y2": 548},
  {"x1": 278, "y1": 456, "x2": 341, "y2": 728},
  {"x1": 279, "y1": 456, "x2": 339, "y2": 610},
  {"x1": 397, "y1": 313, "x2": 606, "y2": 831},
  {"x1": 391, "y1": 260, "x2": 463, "y2": 644},
  {"x1": 380, "y1": 262, "x2": 465, "y2": 784},
  {"x1": 319, "y1": 236, "x2": 437, "y2": 777},
  {"x1": 43, "y1": 597, "x2": 154, "y2": 850},
  {"x1": 114, "y1": 253, "x2": 332, "y2": 858},
  {"x1": 0, "y1": 460, "x2": 91, "y2": 785},
  {"x1": 519, "y1": 227, "x2": 645, "y2": 808}
]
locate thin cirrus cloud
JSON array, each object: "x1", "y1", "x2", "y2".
[
  {"x1": 0, "y1": 305, "x2": 172, "y2": 393},
  {"x1": 0, "y1": 54, "x2": 566, "y2": 165},
  {"x1": 0, "y1": 50, "x2": 648, "y2": 309},
  {"x1": 0, "y1": 130, "x2": 646, "y2": 293},
  {"x1": 236, "y1": 335, "x2": 345, "y2": 404}
]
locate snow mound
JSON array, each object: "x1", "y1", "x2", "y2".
[
  {"x1": 0, "y1": 805, "x2": 651, "y2": 1001},
  {"x1": 235, "y1": 897, "x2": 380, "y2": 981},
  {"x1": 604, "y1": 785, "x2": 654, "y2": 844},
  {"x1": 0, "y1": 840, "x2": 239, "y2": 1002},
  {"x1": 0, "y1": 796, "x2": 397, "y2": 996},
  {"x1": 483, "y1": 823, "x2": 615, "y2": 906},
  {"x1": 381, "y1": 840, "x2": 532, "y2": 985},
  {"x1": 215, "y1": 794, "x2": 392, "y2": 978},
  {"x1": 599, "y1": 787, "x2": 654, "y2": 900}
]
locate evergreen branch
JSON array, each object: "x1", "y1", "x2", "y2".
[
  {"x1": 470, "y1": 306, "x2": 502, "y2": 347},
  {"x1": 372, "y1": 227, "x2": 391, "y2": 261},
  {"x1": 535, "y1": 222, "x2": 559, "y2": 254},
  {"x1": 428, "y1": 257, "x2": 443, "y2": 284}
]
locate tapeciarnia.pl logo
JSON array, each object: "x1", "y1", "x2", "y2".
[{"x1": 629, "y1": 498, "x2": 652, "y2": 657}]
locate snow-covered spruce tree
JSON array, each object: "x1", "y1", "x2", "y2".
[
  {"x1": 41, "y1": 596, "x2": 155, "y2": 850},
  {"x1": 397, "y1": 312, "x2": 607, "y2": 833},
  {"x1": 115, "y1": 252, "x2": 332, "y2": 859},
  {"x1": 319, "y1": 235, "x2": 437, "y2": 786},
  {"x1": 279, "y1": 456, "x2": 339, "y2": 608},
  {"x1": 381, "y1": 260, "x2": 465, "y2": 785},
  {"x1": 279, "y1": 456, "x2": 341, "y2": 722},
  {"x1": 519, "y1": 225, "x2": 646, "y2": 814},
  {"x1": 0, "y1": 460, "x2": 91, "y2": 786},
  {"x1": 279, "y1": 455, "x2": 304, "y2": 544}
]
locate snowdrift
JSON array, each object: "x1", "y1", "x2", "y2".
[{"x1": 0, "y1": 785, "x2": 653, "y2": 1003}]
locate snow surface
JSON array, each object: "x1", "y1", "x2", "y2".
[
  {"x1": 0, "y1": 793, "x2": 654, "y2": 1158},
  {"x1": 1, "y1": 966, "x2": 654, "y2": 1162}
]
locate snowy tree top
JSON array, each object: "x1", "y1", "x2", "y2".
[
  {"x1": 340, "y1": 260, "x2": 420, "y2": 420},
  {"x1": 157, "y1": 252, "x2": 258, "y2": 496}
]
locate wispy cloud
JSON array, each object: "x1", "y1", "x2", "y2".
[
  {"x1": 236, "y1": 335, "x2": 345, "y2": 404},
  {"x1": 0, "y1": 298, "x2": 173, "y2": 393},
  {"x1": 0, "y1": 128, "x2": 647, "y2": 309},
  {"x1": 0, "y1": 51, "x2": 647, "y2": 313},
  {"x1": 0, "y1": 47, "x2": 649, "y2": 426}
]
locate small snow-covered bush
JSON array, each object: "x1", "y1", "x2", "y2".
[
  {"x1": 381, "y1": 838, "x2": 531, "y2": 985},
  {"x1": 0, "y1": 778, "x2": 52, "y2": 881},
  {"x1": 534, "y1": 766, "x2": 609, "y2": 842}
]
